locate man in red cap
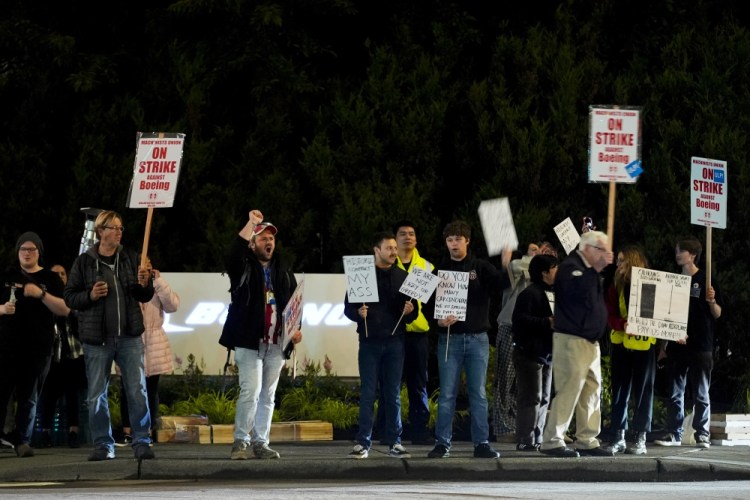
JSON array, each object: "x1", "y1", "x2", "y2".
[{"x1": 220, "y1": 209, "x2": 303, "y2": 460}]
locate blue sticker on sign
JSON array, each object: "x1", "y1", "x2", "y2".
[
  {"x1": 713, "y1": 169, "x2": 725, "y2": 184},
  {"x1": 625, "y1": 160, "x2": 643, "y2": 178}
]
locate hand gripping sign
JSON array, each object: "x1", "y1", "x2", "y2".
[{"x1": 392, "y1": 267, "x2": 439, "y2": 335}]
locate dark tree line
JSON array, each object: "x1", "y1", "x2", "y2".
[{"x1": 2, "y1": 0, "x2": 749, "y2": 409}]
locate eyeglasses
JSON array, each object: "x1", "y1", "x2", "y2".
[
  {"x1": 103, "y1": 225, "x2": 125, "y2": 232},
  {"x1": 19, "y1": 247, "x2": 38, "y2": 253}
]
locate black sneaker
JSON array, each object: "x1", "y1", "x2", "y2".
[
  {"x1": 133, "y1": 443, "x2": 155, "y2": 460},
  {"x1": 540, "y1": 446, "x2": 580, "y2": 458},
  {"x1": 576, "y1": 446, "x2": 614, "y2": 457},
  {"x1": 516, "y1": 443, "x2": 540, "y2": 451},
  {"x1": 38, "y1": 431, "x2": 53, "y2": 448},
  {"x1": 115, "y1": 434, "x2": 132, "y2": 448},
  {"x1": 474, "y1": 442, "x2": 500, "y2": 459},
  {"x1": 88, "y1": 447, "x2": 115, "y2": 461},
  {"x1": 427, "y1": 444, "x2": 450, "y2": 458},
  {"x1": 68, "y1": 431, "x2": 80, "y2": 449}
]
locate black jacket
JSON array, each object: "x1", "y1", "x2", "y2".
[
  {"x1": 219, "y1": 236, "x2": 297, "y2": 351},
  {"x1": 64, "y1": 245, "x2": 154, "y2": 345},
  {"x1": 512, "y1": 282, "x2": 554, "y2": 365},
  {"x1": 344, "y1": 265, "x2": 416, "y2": 342},
  {"x1": 425, "y1": 254, "x2": 508, "y2": 334}
]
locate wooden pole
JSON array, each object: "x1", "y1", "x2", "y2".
[
  {"x1": 706, "y1": 226, "x2": 712, "y2": 290},
  {"x1": 140, "y1": 206, "x2": 153, "y2": 269},
  {"x1": 607, "y1": 180, "x2": 616, "y2": 248}
]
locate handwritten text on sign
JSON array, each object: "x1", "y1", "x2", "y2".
[
  {"x1": 434, "y1": 270, "x2": 469, "y2": 321},
  {"x1": 399, "y1": 267, "x2": 439, "y2": 303},
  {"x1": 343, "y1": 255, "x2": 379, "y2": 303},
  {"x1": 625, "y1": 267, "x2": 690, "y2": 341}
]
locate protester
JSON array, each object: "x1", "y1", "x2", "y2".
[
  {"x1": 605, "y1": 245, "x2": 656, "y2": 455},
  {"x1": 38, "y1": 264, "x2": 86, "y2": 449},
  {"x1": 64, "y1": 210, "x2": 155, "y2": 461},
  {"x1": 375, "y1": 220, "x2": 434, "y2": 445},
  {"x1": 118, "y1": 259, "x2": 179, "y2": 445},
  {"x1": 425, "y1": 220, "x2": 510, "y2": 459},
  {"x1": 539, "y1": 230, "x2": 613, "y2": 458},
  {"x1": 512, "y1": 253, "x2": 558, "y2": 451},
  {"x1": 344, "y1": 232, "x2": 416, "y2": 459},
  {"x1": 0, "y1": 232, "x2": 69, "y2": 457},
  {"x1": 219, "y1": 209, "x2": 303, "y2": 460},
  {"x1": 655, "y1": 236, "x2": 722, "y2": 448}
]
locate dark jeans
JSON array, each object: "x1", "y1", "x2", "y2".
[
  {"x1": 376, "y1": 334, "x2": 431, "y2": 440},
  {"x1": 513, "y1": 349, "x2": 551, "y2": 446},
  {"x1": 0, "y1": 351, "x2": 51, "y2": 445},
  {"x1": 609, "y1": 344, "x2": 656, "y2": 432},
  {"x1": 357, "y1": 336, "x2": 405, "y2": 449},
  {"x1": 40, "y1": 355, "x2": 87, "y2": 429}
]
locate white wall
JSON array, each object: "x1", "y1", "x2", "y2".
[{"x1": 160, "y1": 273, "x2": 359, "y2": 377}]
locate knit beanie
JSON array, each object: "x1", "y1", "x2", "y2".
[{"x1": 15, "y1": 231, "x2": 44, "y2": 258}]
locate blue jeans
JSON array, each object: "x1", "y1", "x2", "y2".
[
  {"x1": 664, "y1": 350, "x2": 713, "y2": 439},
  {"x1": 233, "y1": 343, "x2": 285, "y2": 444},
  {"x1": 435, "y1": 332, "x2": 490, "y2": 448},
  {"x1": 84, "y1": 336, "x2": 151, "y2": 452},
  {"x1": 356, "y1": 336, "x2": 405, "y2": 449}
]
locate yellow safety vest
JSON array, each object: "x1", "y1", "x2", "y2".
[{"x1": 610, "y1": 288, "x2": 656, "y2": 351}]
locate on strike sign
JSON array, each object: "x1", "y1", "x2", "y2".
[
  {"x1": 588, "y1": 106, "x2": 642, "y2": 183},
  {"x1": 127, "y1": 132, "x2": 186, "y2": 208},
  {"x1": 691, "y1": 156, "x2": 727, "y2": 229}
]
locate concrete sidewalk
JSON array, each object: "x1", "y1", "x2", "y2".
[{"x1": 2, "y1": 440, "x2": 750, "y2": 484}]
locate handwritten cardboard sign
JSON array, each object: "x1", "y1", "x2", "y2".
[
  {"x1": 343, "y1": 255, "x2": 379, "y2": 303},
  {"x1": 625, "y1": 267, "x2": 690, "y2": 341},
  {"x1": 434, "y1": 270, "x2": 469, "y2": 321},
  {"x1": 399, "y1": 266, "x2": 439, "y2": 303}
]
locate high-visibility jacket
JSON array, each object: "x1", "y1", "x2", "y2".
[{"x1": 395, "y1": 247, "x2": 433, "y2": 333}]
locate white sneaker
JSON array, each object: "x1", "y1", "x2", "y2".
[
  {"x1": 654, "y1": 433, "x2": 682, "y2": 447},
  {"x1": 388, "y1": 444, "x2": 411, "y2": 458},
  {"x1": 695, "y1": 434, "x2": 711, "y2": 448},
  {"x1": 348, "y1": 444, "x2": 368, "y2": 459}
]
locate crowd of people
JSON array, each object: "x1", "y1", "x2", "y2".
[{"x1": 0, "y1": 209, "x2": 723, "y2": 463}]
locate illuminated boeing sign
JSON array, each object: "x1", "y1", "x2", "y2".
[{"x1": 161, "y1": 273, "x2": 358, "y2": 377}]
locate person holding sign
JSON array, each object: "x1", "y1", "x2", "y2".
[
  {"x1": 654, "y1": 236, "x2": 722, "y2": 449},
  {"x1": 219, "y1": 210, "x2": 303, "y2": 460},
  {"x1": 375, "y1": 220, "x2": 435, "y2": 445},
  {"x1": 64, "y1": 211, "x2": 154, "y2": 461},
  {"x1": 344, "y1": 232, "x2": 416, "y2": 459},
  {"x1": 539, "y1": 230, "x2": 613, "y2": 458},
  {"x1": 606, "y1": 245, "x2": 655, "y2": 455},
  {"x1": 425, "y1": 220, "x2": 510, "y2": 460}
]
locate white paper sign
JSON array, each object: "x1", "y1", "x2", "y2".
[
  {"x1": 588, "y1": 106, "x2": 642, "y2": 183},
  {"x1": 434, "y1": 270, "x2": 469, "y2": 321},
  {"x1": 399, "y1": 267, "x2": 439, "y2": 303},
  {"x1": 553, "y1": 217, "x2": 580, "y2": 255},
  {"x1": 478, "y1": 197, "x2": 519, "y2": 257},
  {"x1": 343, "y1": 255, "x2": 379, "y2": 303},
  {"x1": 691, "y1": 156, "x2": 727, "y2": 229},
  {"x1": 127, "y1": 132, "x2": 186, "y2": 208},
  {"x1": 625, "y1": 267, "x2": 691, "y2": 341}
]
